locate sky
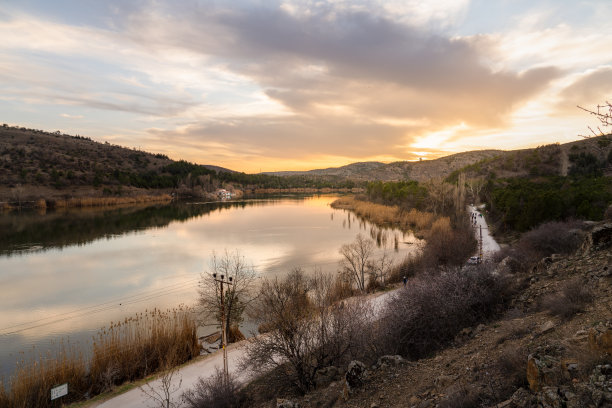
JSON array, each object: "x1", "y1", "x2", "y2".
[{"x1": 1, "y1": 0, "x2": 612, "y2": 173}]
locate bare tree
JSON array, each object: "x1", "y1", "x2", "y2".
[
  {"x1": 368, "y1": 246, "x2": 394, "y2": 289},
  {"x1": 182, "y1": 368, "x2": 239, "y2": 408},
  {"x1": 242, "y1": 269, "x2": 375, "y2": 393},
  {"x1": 198, "y1": 250, "x2": 257, "y2": 343},
  {"x1": 139, "y1": 359, "x2": 182, "y2": 408},
  {"x1": 339, "y1": 234, "x2": 375, "y2": 293},
  {"x1": 578, "y1": 101, "x2": 612, "y2": 137},
  {"x1": 424, "y1": 178, "x2": 455, "y2": 215},
  {"x1": 466, "y1": 178, "x2": 485, "y2": 203}
]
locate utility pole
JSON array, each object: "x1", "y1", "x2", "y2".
[
  {"x1": 479, "y1": 225, "x2": 483, "y2": 263},
  {"x1": 212, "y1": 273, "x2": 233, "y2": 384}
]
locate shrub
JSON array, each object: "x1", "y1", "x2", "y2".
[
  {"x1": 380, "y1": 266, "x2": 511, "y2": 359},
  {"x1": 496, "y1": 346, "x2": 528, "y2": 389},
  {"x1": 420, "y1": 217, "x2": 477, "y2": 270},
  {"x1": 438, "y1": 384, "x2": 481, "y2": 408},
  {"x1": 182, "y1": 368, "x2": 239, "y2": 408},
  {"x1": 242, "y1": 269, "x2": 376, "y2": 392},
  {"x1": 541, "y1": 278, "x2": 593, "y2": 319}
]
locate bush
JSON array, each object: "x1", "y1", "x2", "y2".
[
  {"x1": 182, "y1": 368, "x2": 239, "y2": 408},
  {"x1": 497, "y1": 221, "x2": 585, "y2": 273},
  {"x1": 242, "y1": 269, "x2": 376, "y2": 392},
  {"x1": 496, "y1": 346, "x2": 528, "y2": 389},
  {"x1": 380, "y1": 266, "x2": 511, "y2": 359},
  {"x1": 420, "y1": 217, "x2": 477, "y2": 270},
  {"x1": 541, "y1": 278, "x2": 593, "y2": 319}
]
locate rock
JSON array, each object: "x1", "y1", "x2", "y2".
[
  {"x1": 588, "y1": 325, "x2": 612, "y2": 354},
  {"x1": 510, "y1": 387, "x2": 536, "y2": 407},
  {"x1": 561, "y1": 359, "x2": 579, "y2": 380},
  {"x1": 370, "y1": 402, "x2": 379, "y2": 408},
  {"x1": 343, "y1": 360, "x2": 367, "y2": 399},
  {"x1": 537, "y1": 386, "x2": 564, "y2": 408},
  {"x1": 376, "y1": 355, "x2": 408, "y2": 369},
  {"x1": 527, "y1": 354, "x2": 559, "y2": 392},
  {"x1": 540, "y1": 320, "x2": 556, "y2": 334},
  {"x1": 314, "y1": 366, "x2": 339, "y2": 388},
  {"x1": 434, "y1": 374, "x2": 457, "y2": 389},
  {"x1": 276, "y1": 398, "x2": 299, "y2": 408}
]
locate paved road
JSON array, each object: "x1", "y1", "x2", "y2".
[{"x1": 468, "y1": 204, "x2": 501, "y2": 259}]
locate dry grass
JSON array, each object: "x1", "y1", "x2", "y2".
[
  {"x1": 47, "y1": 194, "x2": 172, "y2": 210},
  {"x1": 331, "y1": 196, "x2": 435, "y2": 231},
  {"x1": 1, "y1": 307, "x2": 199, "y2": 408}
]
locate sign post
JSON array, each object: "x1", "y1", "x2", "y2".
[{"x1": 51, "y1": 383, "x2": 68, "y2": 401}]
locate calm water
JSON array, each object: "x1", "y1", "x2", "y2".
[{"x1": 0, "y1": 195, "x2": 417, "y2": 378}]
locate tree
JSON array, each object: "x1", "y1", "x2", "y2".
[
  {"x1": 242, "y1": 269, "x2": 375, "y2": 393},
  {"x1": 367, "y1": 246, "x2": 394, "y2": 289},
  {"x1": 339, "y1": 234, "x2": 375, "y2": 293},
  {"x1": 198, "y1": 250, "x2": 257, "y2": 344},
  {"x1": 578, "y1": 101, "x2": 612, "y2": 137},
  {"x1": 139, "y1": 356, "x2": 182, "y2": 408}
]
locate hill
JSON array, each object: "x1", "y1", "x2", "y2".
[
  {"x1": 264, "y1": 151, "x2": 503, "y2": 181},
  {"x1": 264, "y1": 136, "x2": 612, "y2": 183},
  {"x1": 0, "y1": 125, "x2": 358, "y2": 204}
]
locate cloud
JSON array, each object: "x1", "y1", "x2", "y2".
[
  {"x1": 1, "y1": 1, "x2": 579, "y2": 171},
  {"x1": 60, "y1": 113, "x2": 83, "y2": 119},
  {"x1": 556, "y1": 67, "x2": 612, "y2": 112}
]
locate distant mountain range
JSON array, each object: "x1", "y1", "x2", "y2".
[
  {"x1": 264, "y1": 150, "x2": 504, "y2": 181},
  {"x1": 264, "y1": 137, "x2": 612, "y2": 182}
]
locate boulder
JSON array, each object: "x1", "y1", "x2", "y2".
[
  {"x1": 527, "y1": 354, "x2": 559, "y2": 392},
  {"x1": 588, "y1": 325, "x2": 612, "y2": 355},
  {"x1": 375, "y1": 355, "x2": 408, "y2": 369},
  {"x1": 343, "y1": 360, "x2": 367, "y2": 399}
]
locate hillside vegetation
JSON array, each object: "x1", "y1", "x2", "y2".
[{"x1": 0, "y1": 125, "x2": 359, "y2": 203}]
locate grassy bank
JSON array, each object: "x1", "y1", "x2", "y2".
[
  {"x1": 1, "y1": 194, "x2": 172, "y2": 212},
  {"x1": 0, "y1": 307, "x2": 199, "y2": 408},
  {"x1": 331, "y1": 196, "x2": 435, "y2": 232}
]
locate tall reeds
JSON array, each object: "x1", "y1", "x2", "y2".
[
  {"x1": 331, "y1": 196, "x2": 435, "y2": 232},
  {"x1": 46, "y1": 194, "x2": 172, "y2": 210},
  {"x1": 0, "y1": 307, "x2": 199, "y2": 408}
]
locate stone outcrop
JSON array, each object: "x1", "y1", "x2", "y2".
[
  {"x1": 343, "y1": 360, "x2": 368, "y2": 399},
  {"x1": 589, "y1": 323, "x2": 612, "y2": 355}
]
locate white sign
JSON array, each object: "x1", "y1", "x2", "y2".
[{"x1": 50, "y1": 383, "x2": 68, "y2": 400}]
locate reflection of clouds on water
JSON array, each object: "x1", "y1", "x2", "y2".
[{"x1": 0, "y1": 195, "x2": 420, "y2": 378}]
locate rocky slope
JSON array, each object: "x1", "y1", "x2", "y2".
[{"x1": 268, "y1": 222, "x2": 612, "y2": 407}]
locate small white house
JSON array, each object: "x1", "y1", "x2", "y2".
[{"x1": 217, "y1": 189, "x2": 232, "y2": 199}]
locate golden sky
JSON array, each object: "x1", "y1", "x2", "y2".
[{"x1": 2, "y1": 0, "x2": 612, "y2": 172}]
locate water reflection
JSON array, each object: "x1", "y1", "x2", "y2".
[
  {"x1": 0, "y1": 197, "x2": 298, "y2": 256},
  {"x1": 0, "y1": 195, "x2": 418, "y2": 378}
]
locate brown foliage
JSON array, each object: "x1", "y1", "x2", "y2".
[{"x1": 420, "y1": 217, "x2": 477, "y2": 270}]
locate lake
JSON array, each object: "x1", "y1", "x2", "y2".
[{"x1": 0, "y1": 195, "x2": 417, "y2": 378}]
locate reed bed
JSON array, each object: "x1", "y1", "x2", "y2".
[
  {"x1": 331, "y1": 196, "x2": 436, "y2": 232},
  {"x1": 46, "y1": 194, "x2": 172, "y2": 209},
  {"x1": 0, "y1": 307, "x2": 199, "y2": 408}
]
